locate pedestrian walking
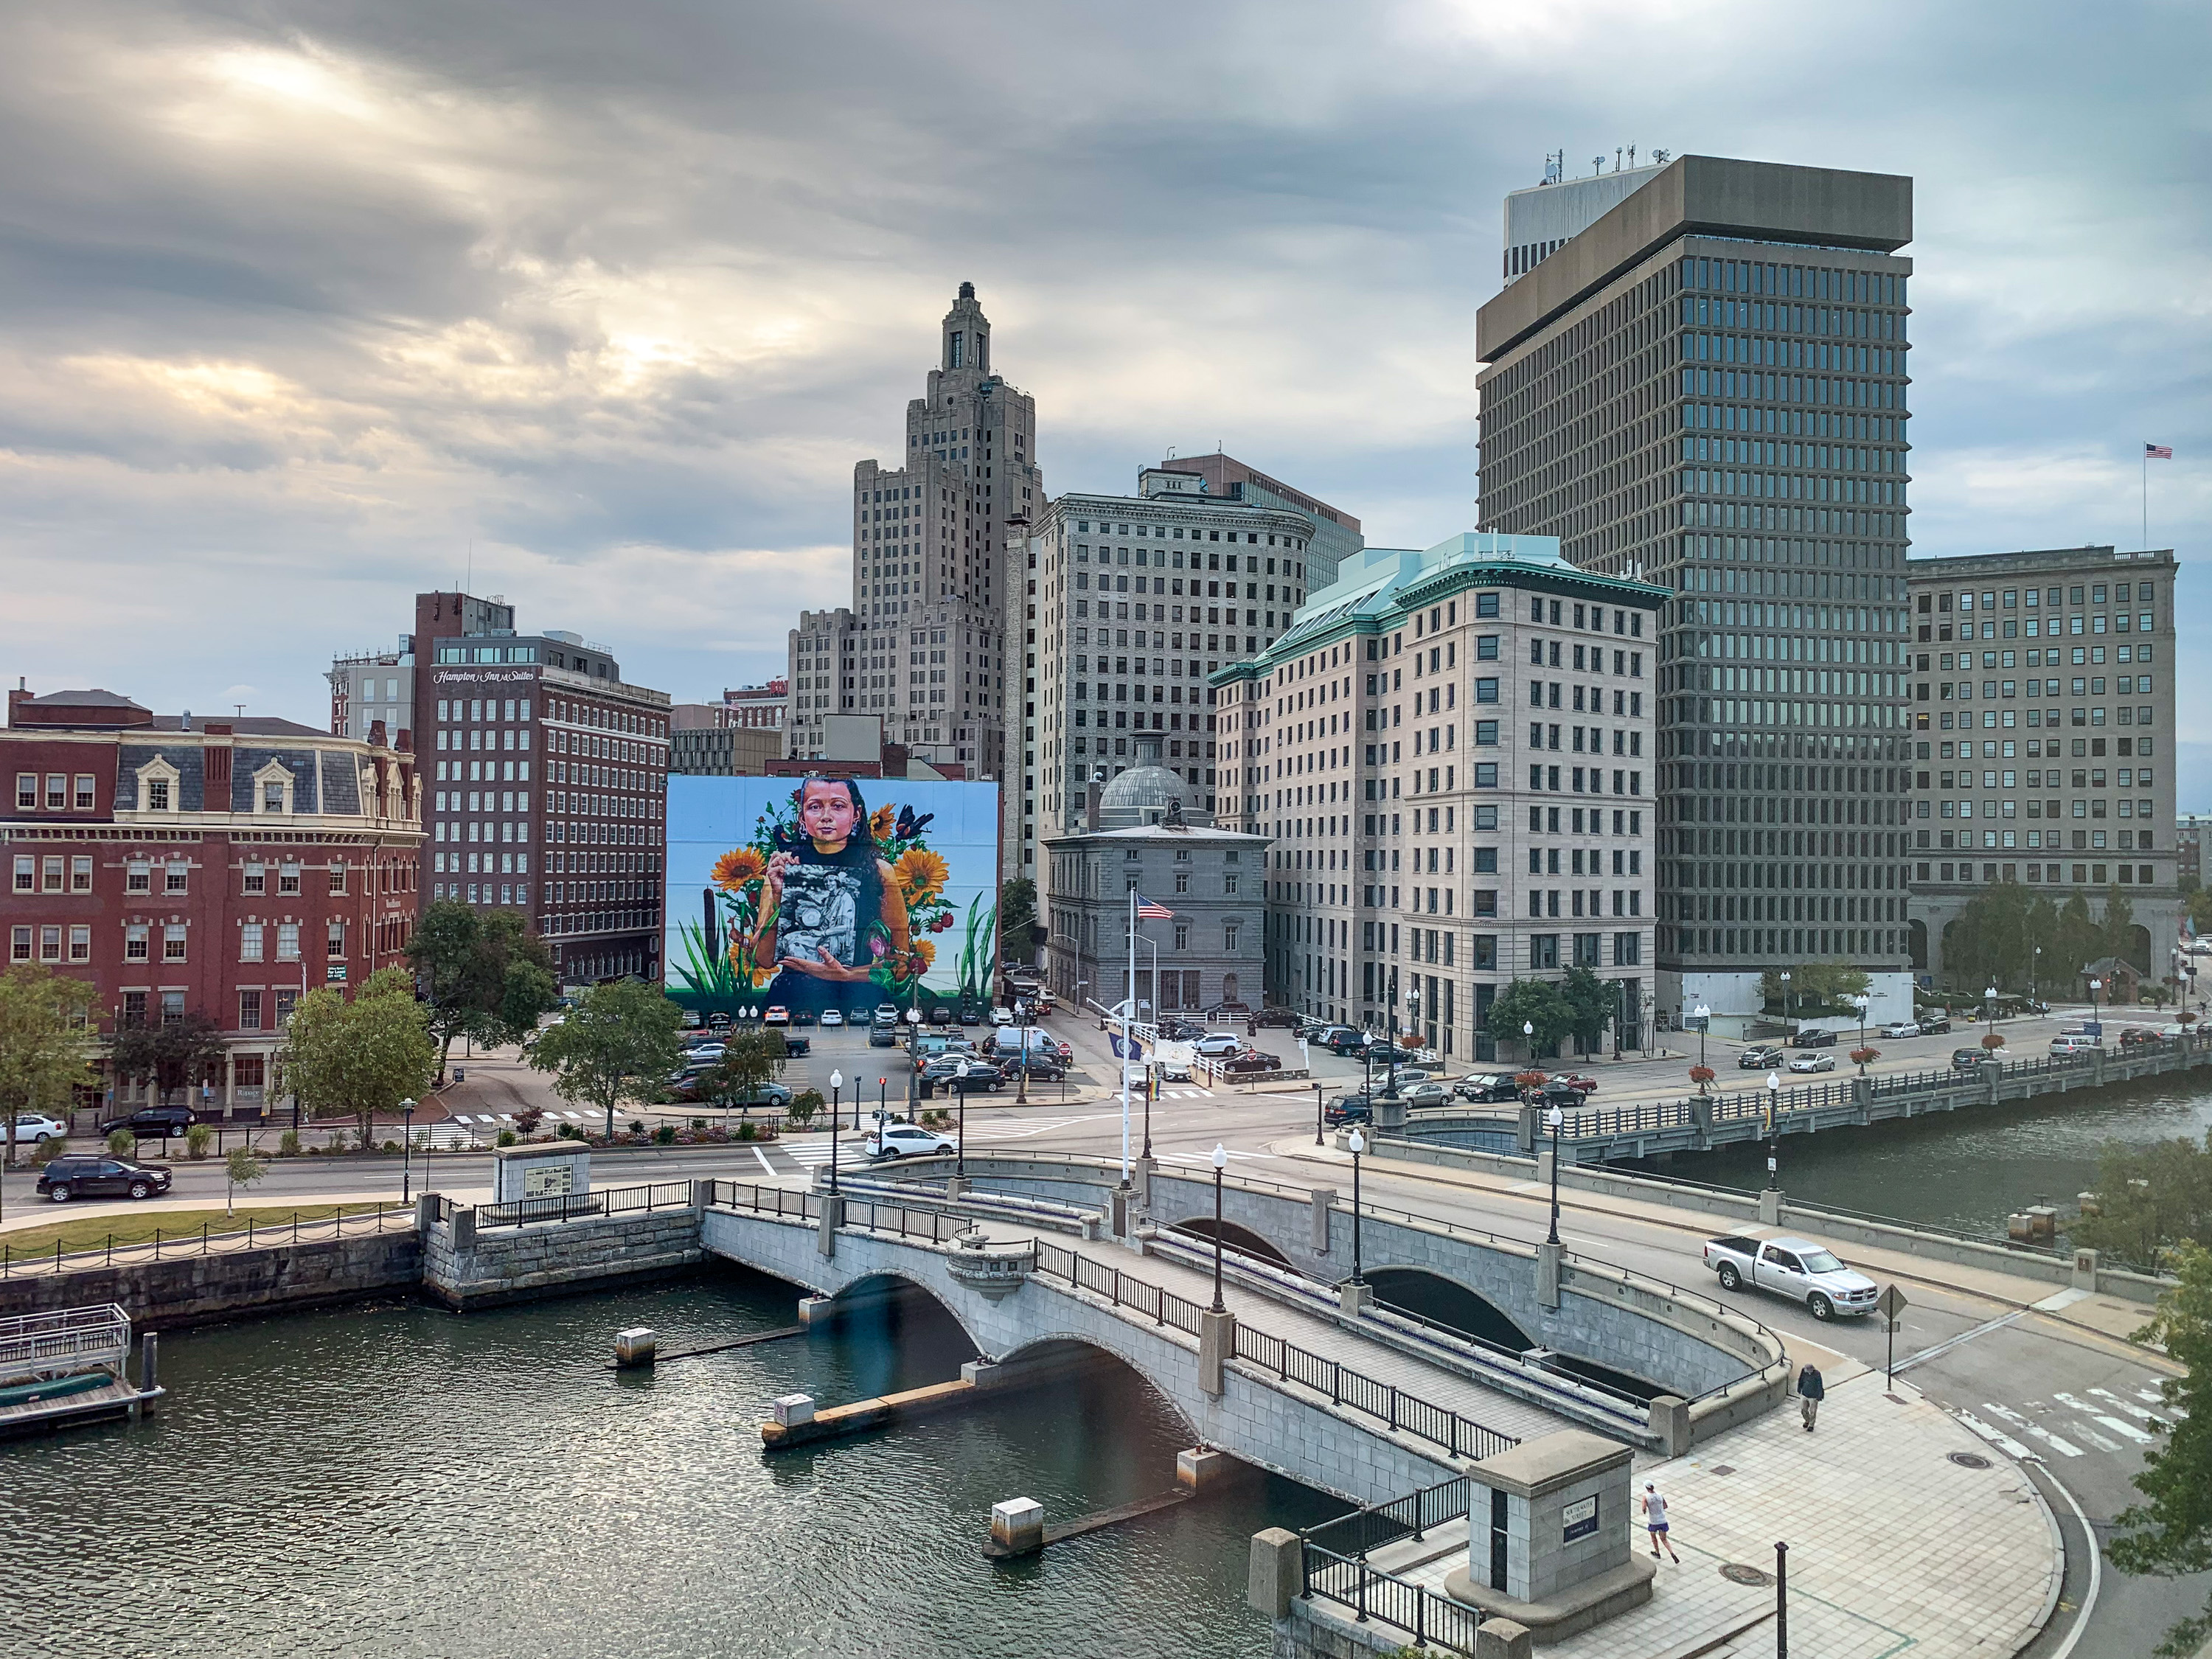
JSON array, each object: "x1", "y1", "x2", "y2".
[
  {"x1": 1797, "y1": 1361, "x2": 1825, "y2": 1432},
  {"x1": 1641, "y1": 1482, "x2": 1678, "y2": 1563}
]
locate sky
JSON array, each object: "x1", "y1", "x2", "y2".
[{"x1": 1, "y1": 1, "x2": 2206, "y2": 787}]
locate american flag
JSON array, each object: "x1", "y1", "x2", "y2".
[
  {"x1": 2146, "y1": 443, "x2": 2174, "y2": 460},
  {"x1": 1135, "y1": 894, "x2": 1175, "y2": 919}
]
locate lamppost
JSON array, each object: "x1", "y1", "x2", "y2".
[
  {"x1": 1694, "y1": 1003, "x2": 1711, "y2": 1070},
  {"x1": 1209, "y1": 1143, "x2": 1228, "y2": 1312},
  {"x1": 1545, "y1": 1101, "x2": 1563, "y2": 1245},
  {"x1": 2088, "y1": 975, "x2": 2104, "y2": 1032},
  {"x1": 1764, "y1": 1071, "x2": 1781, "y2": 1194},
  {"x1": 828, "y1": 1068, "x2": 843, "y2": 1194},
  {"x1": 1015, "y1": 997, "x2": 1032, "y2": 1105},
  {"x1": 1778, "y1": 970, "x2": 1792, "y2": 1031},
  {"x1": 1407, "y1": 988, "x2": 1422, "y2": 1061},
  {"x1": 1851, "y1": 992, "x2": 1869, "y2": 1053},
  {"x1": 876, "y1": 1075, "x2": 887, "y2": 1127},
  {"x1": 1612, "y1": 980, "x2": 1624, "y2": 1062},
  {"x1": 1141, "y1": 1062, "x2": 1155, "y2": 1162},
  {"x1": 1313, "y1": 1079, "x2": 1325, "y2": 1147},
  {"x1": 1347, "y1": 1126, "x2": 1366, "y2": 1285},
  {"x1": 1984, "y1": 985, "x2": 1999, "y2": 1048},
  {"x1": 905, "y1": 1006, "x2": 923, "y2": 1115},
  {"x1": 1523, "y1": 1018, "x2": 1535, "y2": 1068},
  {"x1": 400, "y1": 1098, "x2": 416, "y2": 1203},
  {"x1": 956, "y1": 1065, "x2": 968, "y2": 1177},
  {"x1": 2031, "y1": 945, "x2": 2042, "y2": 1009}
]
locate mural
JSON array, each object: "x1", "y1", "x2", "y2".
[{"x1": 665, "y1": 775, "x2": 999, "y2": 1018}]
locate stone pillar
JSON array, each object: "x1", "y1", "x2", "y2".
[
  {"x1": 1689, "y1": 1096, "x2": 1714, "y2": 1147},
  {"x1": 1475, "y1": 1618, "x2": 1534, "y2": 1659},
  {"x1": 816, "y1": 1194, "x2": 844, "y2": 1259},
  {"x1": 1177, "y1": 1446, "x2": 1230, "y2": 1489},
  {"x1": 1135, "y1": 1157, "x2": 1153, "y2": 1209},
  {"x1": 1444, "y1": 1429, "x2": 1652, "y2": 1643},
  {"x1": 1536, "y1": 1241, "x2": 1562, "y2": 1310},
  {"x1": 1647, "y1": 1394, "x2": 1690, "y2": 1457},
  {"x1": 139, "y1": 1331, "x2": 159, "y2": 1392},
  {"x1": 1534, "y1": 1145, "x2": 1556, "y2": 1190},
  {"x1": 1309, "y1": 1187, "x2": 1335, "y2": 1256},
  {"x1": 1247, "y1": 1527, "x2": 1302, "y2": 1619},
  {"x1": 1757, "y1": 1188, "x2": 1782, "y2": 1225},
  {"x1": 1199, "y1": 1308, "x2": 1234, "y2": 1398},
  {"x1": 991, "y1": 1497, "x2": 1044, "y2": 1557},
  {"x1": 2071, "y1": 1248, "x2": 2100, "y2": 1292},
  {"x1": 1372, "y1": 1094, "x2": 1407, "y2": 1133},
  {"x1": 451, "y1": 1207, "x2": 477, "y2": 1251},
  {"x1": 1338, "y1": 1280, "x2": 1374, "y2": 1317},
  {"x1": 689, "y1": 1178, "x2": 714, "y2": 1209},
  {"x1": 773, "y1": 1393, "x2": 815, "y2": 1427},
  {"x1": 945, "y1": 1175, "x2": 968, "y2": 1200},
  {"x1": 614, "y1": 1327, "x2": 657, "y2": 1368},
  {"x1": 798, "y1": 1294, "x2": 836, "y2": 1332},
  {"x1": 1517, "y1": 1102, "x2": 1540, "y2": 1154},
  {"x1": 414, "y1": 1191, "x2": 440, "y2": 1231},
  {"x1": 1111, "y1": 1188, "x2": 1130, "y2": 1238}
]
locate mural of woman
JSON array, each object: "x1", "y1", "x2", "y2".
[{"x1": 748, "y1": 775, "x2": 911, "y2": 1016}]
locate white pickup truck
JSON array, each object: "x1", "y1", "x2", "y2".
[{"x1": 1703, "y1": 1234, "x2": 1879, "y2": 1321}]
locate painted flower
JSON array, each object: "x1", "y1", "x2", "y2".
[
  {"x1": 892, "y1": 848, "x2": 950, "y2": 902},
  {"x1": 929, "y1": 911, "x2": 956, "y2": 933},
  {"x1": 712, "y1": 847, "x2": 767, "y2": 892},
  {"x1": 911, "y1": 939, "x2": 936, "y2": 971},
  {"x1": 869, "y1": 804, "x2": 897, "y2": 844}
]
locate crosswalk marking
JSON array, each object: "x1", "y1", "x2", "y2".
[
  {"x1": 1165, "y1": 1088, "x2": 1217, "y2": 1099},
  {"x1": 1983, "y1": 1402, "x2": 2084, "y2": 1457},
  {"x1": 2092, "y1": 1386, "x2": 2168, "y2": 1425},
  {"x1": 1957, "y1": 1411, "x2": 2034, "y2": 1461}
]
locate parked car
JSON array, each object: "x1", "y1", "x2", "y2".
[
  {"x1": 1791, "y1": 1028, "x2": 1837, "y2": 1048},
  {"x1": 1878, "y1": 1020, "x2": 1921, "y2": 1040},
  {"x1": 37, "y1": 1155, "x2": 173, "y2": 1203},
  {"x1": 2, "y1": 1113, "x2": 69, "y2": 1147},
  {"x1": 865, "y1": 1124, "x2": 957, "y2": 1161},
  {"x1": 1454, "y1": 1074, "x2": 1520, "y2": 1103},
  {"x1": 1219, "y1": 1049, "x2": 1282, "y2": 1074},
  {"x1": 1158, "y1": 1020, "x2": 1203, "y2": 1041},
  {"x1": 763, "y1": 1006, "x2": 790, "y2": 1026},
  {"x1": 96, "y1": 1105, "x2": 198, "y2": 1140},
  {"x1": 1193, "y1": 1033, "x2": 1245, "y2": 1058},
  {"x1": 1532, "y1": 1082, "x2": 1588, "y2": 1111},
  {"x1": 792, "y1": 1007, "x2": 818, "y2": 1027},
  {"x1": 1952, "y1": 1047, "x2": 1998, "y2": 1070},
  {"x1": 2051, "y1": 1033, "x2": 2101, "y2": 1055},
  {"x1": 782, "y1": 1034, "x2": 811, "y2": 1057},
  {"x1": 1256, "y1": 1006, "x2": 1304, "y2": 1029},
  {"x1": 1324, "y1": 1094, "x2": 1374, "y2": 1126},
  {"x1": 1787, "y1": 1053, "x2": 1836, "y2": 1074},
  {"x1": 927, "y1": 1005, "x2": 952, "y2": 1026},
  {"x1": 1365, "y1": 1042, "x2": 1419, "y2": 1066},
  {"x1": 939, "y1": 1063, "x2": 1003, "y2": 1094},
  {"x1": 814, "y1": 1009, "x2": 842, "y2": 1029},
  {"x1": 1318, "y1": 1026, "x2": 1369, "y2": 1055},
  {"x1": 1739, "y1": 1046, "x2": 1787, "y2": 1069},
  {"x1": 1703, "y1": 1234, "x2": 1877, "y2": 1321},
  {"x1": 1153, "y1": 1056, "x2": 1189, "y2": 1082},
  {"x1": 1002, "y1": 1056, "x2": 1068, "y2": 1083},
  {"x1": 1399, "y1": 1081, "x2": 1453, "y2": 1109},
  {"x1": 2118, "y1": 1026, "x2": 2164, "y2": 1049},
  {"x1": 706, "y1": 1011, "x2": 732, "y2": 1032},
  {"x1": 1918, "y1": 1016, "x2": 1952, "y2": 1035},
  {"x1": 990, "y1": 1007, "x2": 1015, "y2": 1027}
]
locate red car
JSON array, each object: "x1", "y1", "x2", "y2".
[{"x1": 1553, "y1": 1074, "x2": 1600, "y2": 1094}]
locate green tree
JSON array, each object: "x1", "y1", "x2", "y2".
[
  {"x1": 1558, "y1": 967, "x2": 1615, "y2": 1054},
  {"x1": 2071, "y1": 1131, "x2": 2212, "y2": 1270},
  {"x1": 111, "y1": 1008, "x2": 227, "y2": 1110},
  {"x1": 404, "y1": 901, "x2": 559, "y2": 1081},
  {"x1": 0, "y1": 964, "x2": 97, "y2": 1168},
  {"x1": 279, "y1": 967, "x2": 437, "y2": 1151},
  {"x1": 527, "y1": 978, "x2": 685, "y2": 1139},
  {"x1": 700, "y1": 1028, "x2": 787, "y2": 1113},
  {"x1": 998, "y1": 876, "x2": 1037, "y2": 963},
  {"x1": 1485, "y1": 978, "x2": 1576, "y2": 1057},
  {"x1": 224, "y1": 1145, "x2": 268, "y2": 1215},
  {"x1": 2109, "y1": 1243, "x2": 2212, "y2": 1656},
  {"x1": 1759, "y1": 960, "x2": 1871, "y2": 1015},
  {"x1": 2101, "y1": 885, "x2": 2146, "y2": 973},
  {"x1": 2056, "y1": 892, "x2": 2101, "y2": 988},
  {"x1": 2187, "y1": 887, "x2": 2212, "y2": 938}
]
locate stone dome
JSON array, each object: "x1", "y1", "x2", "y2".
[{"x1": 1095, "y1": 737, "x2": 1213, "y2": 830}]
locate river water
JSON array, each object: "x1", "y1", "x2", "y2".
[
  {"x1": 1, "y1": 1271, "x2": 1341, "y2": 1659},
  {"x1": 1648, "y1": 1071, "x2": 2212, "y2": 1237}
]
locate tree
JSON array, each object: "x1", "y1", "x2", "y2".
[
  {"x1": 702, "y1": 1028, "x2": 787, "y2": 1113},
  {"x1": 1557, "y1": 967, "x2": 1615, "y2": 1055},
  {"x1": 526, "y1": 978, "x2": 685, "y2": 1140},
  {"x1": 1485, "y1": 979, "x2": 1576, "y2": 1057},
  {"x1": 224, "y1": 1146, "x2": 267, "y2": 1215},
  {"x1": 998, "y1": 876, "x2": 1037, "y2": 963},
  {"x1": 111, "y1": 1009, "x2": 227, "y2": 1110},
  {"x1": 0, "y1": 964, "x2": 96, "y2": 1168},
  {"x1": 2109, "y1": 1242, "x2": 2212, "y2": 1656},
  {"x1": 404, "y1": 901, "x2": 559, "y2": 1081},
  {"x1": 279, "y1": 968, "x2": 437, "y2": 1151},
  {"x1": 2056, "y1": 892, "x2": 2101, "y2": 987},
  {"x1": 1759, "y1": 959, "x2": 1871, "y2": 1015},
  {"x1": 2101, "y1": 885, "x2": 2146, "y2": 974},
  {"x1": 2071, "y1": 1131, "x2": 2212, "y2": 1270}
]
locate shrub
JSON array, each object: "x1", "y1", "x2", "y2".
[
  {"x1": 495, "y1": 1130, "x2": 518, "y2": 1147},
  {"x1": 382, "y1": 1140, "x2": 401, "y2": 1153},
  {"x1": 655, "y1": 1124, "x2": 676, "y2": 1145},
  {"x1": 628, "y1": 1120, "x2": 648, "y2": 1137},
  {"x1": 1850, "y1": 1046, "x2": 1880, "y2": 1068},
  {"x1": 106, "y1": 1129, "x2": 136, "y2": 1157},
  {"x1": 785, "y1": 1096, "x2": 819, "y2": 1129},
  {"x1": 277, "y1": 1128, "x2": 302, "y2": 1157},
  {"x1": 184, "y1": 1123, "x2": 214, "y2": 1159},
  {"x1": 556, "y1": 1121, "x2": 581, "y2": 1140},
  {"x1": 515, "y1": 1107, "x2": 544, "y2": 1137},
  {"x1": 737, "y1": 1121, "x2": 758, "y2": 1141},
  {"x1": 1687, "y1": 1065, "x2": 1716, "y2": 1089},
  {"x1": 30, "y1": 1135, "x2": 68, "y2": 1166}
]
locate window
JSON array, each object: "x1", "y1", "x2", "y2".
[
  {"x1": 39, "y1": 925, "x2": 61, "y2": 962},
  {"x1": 161, "y1": 991, "x2": 184, "y2": 1025},
  {"x1": 278, "y1": 862, "x2": 302, "y2": 895},
  {"x1": 274, "y1": 990, "x2": 297, "y2": 1027},
  {"x1": 1573, "y1": 933, "x2": 1601, "y2": 967},
  {"x1": 276, "y1": 923, "x2": 300, "y2": 961},
  {"x1": 240, "y1": 924, "x2": 265, "y2": 962},
  {"x1": 1174, "y1": 870, "x2": 1190, "y2": 894},
  {"x1": 13, "y1": 773, "x2": 33, "y2": 810},
  {"x1": 68, "y1": 925, "x2": 89, "y2": 962},
  {"x1": 1174, "y1": 922, "x2": 1189, "y2": 950},
  {"x1": 1531, "y1": 933, "x2": 1559, "y2": 970},
  {"x1": 126, "y1": 860, "x2": 150, "y2": 894},
  {"x1": 1474, "y1": 678, "x2": 1499, "y2": 703},
  {"x1": 125, "y1": 925, "x2": 149, "y2": 961},
  {"x1": 262, "y1": 782, "x2": 285, "y2": 813},
  {"x1": 73, "y1": 775, "x2": 94, "y2": 810},
  {"x1": 41, "y1": 855, "x2": 60, "y2": 892},
  {"x1": 13, "y1": 855, "x2": 32, "y2": 892},
  {"x1": 1223, "y1": 921, "x2": 1241, "y2": 952},
  {"x1": 9, "y1": 925, "x2": 28, "y2": 962},
  {"x1": 164, "y1": 861, "x2": 189, "y2": 894},
  {"x1": 240, "y1": 990, "x2": 263, "y2": 1032},
  {"x1": 45, "y1": 774, "x2": 66, "y2": 810},
  {"x1": 147, "y1": 778, "x2": 170, "y2": 812},
  {"x1": 71, "y1": 857, "x2": 91, "y2": 892},
  {"x1": 327, "y1": 921, "x2": 345, "y2": 959},
  {"x1": 163, "y1": 924, "x2": 187, "y2": 961},
  {"x1": 1614, "y1": 931, "x2": 1642, "y2": 965},
  {"x1": 330, "y1": 861, "x2": 349, "y2": 895},
  {"x1": 243, "y1": 861, "x2": 265, "y2": 894}
]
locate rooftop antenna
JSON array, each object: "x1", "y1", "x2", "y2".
[
  {"x1": 466, "y1": 538, "x2": 473, "y2": 596},
  {"x1": 234, "y1": 703, "x2": 246, "y2": 720},
  {"x1": 1653, "y1": 147, "x2": 1672, "y2": 164},
  {"x1": 1627, "y1": 144, "x2": 1636, "y2": 167},
  {"x1": 1592, "y1": 155, "x2": 1604, "y2": 177}
]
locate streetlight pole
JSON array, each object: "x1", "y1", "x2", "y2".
[
  {"x1": 1313, "y1": 1080, "x2": 1324, "y2": 1147},
  {"x1": 1694, "y1": 1003, "x2": 1710, "y2": 1071},
  {"x1": 1545, "y1": 1102, "x2": 1563, "y2": 1245},
  {"x1": 1985, "y1": 985, "x2": 1998, "y2": 1048},
  {"x1": 905, "y1": 1006, "x2": 922, "y2": 1119},
  {"x1": 1141, "y1": 1062, "x2": 1154, "y2": 1162},
  {"x1": 829, "y1": 1069, "x2": 843, "y2": 1194},
  {"x1": 400, "y1": 1098, "x2": 416, "y2": 1203},
  {"x1": 1209, "y1": 1143, "x2": 1228, "y2": 1312},
  {"x1": 1523, "y1": 1018, "x2": 1535, "y2": 1068},
  {"x1": 1347, "y1": 1127, "x2": 1366, "y2": 1285},
  {"x1": 1764, "y1": 1071, "x2": 1781, "y2": 1194}
]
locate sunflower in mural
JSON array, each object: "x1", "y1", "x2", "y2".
[
  {"x1": 712, "y1": 846, "x2": 767, "y2": 893},
  {"x1": 892, "y1": 847, "x2": 950, "y2": 903}
]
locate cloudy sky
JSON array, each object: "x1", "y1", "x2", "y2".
[{"x1": 2, "y1": 1, "x2": 2205, "y2": 782}]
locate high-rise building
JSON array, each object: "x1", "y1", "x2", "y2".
[
  {"x1": 1149, "y1": 453, "x2": 1365, "y2": 591},
  {"x1": 785, "y1": 608, "x2": 855, "y2": 759},
  {"x1": 847, "y1": 283, "x2": 1037, "y2": 782},
  {"x1": 1500, "y1": 151, "x2": 1671, "y2": 286},
  {"x1": 1025, "y1": 467, "x2": 1317, "y2": 873},
  {"x1": 1475, "y1": 153, "x2": 1917, "y2": 1029},
  {"x1": 409, "y1": 592, "x2": 671, "y2": 990},
  {"x1": 1905, "y1": 546, "x2": 2180, "y2": 984},
  {"x1": 1212, "y1": 534, "x2": 1663, "y2": 1057}
]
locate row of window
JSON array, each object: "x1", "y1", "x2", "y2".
[
  {"x1": 10, "y1": 856, "x2": 356, "y2": 895},
  {"x1": 1927, "y1": 862, "x2": 2154, "y2": 887},
  {"x1": 13, "y1": 773, "x2": 98, "y2": 812},
  {"x1": 7, "y1": 919, "x2": 344, "y2": 964},
  {"x1": 1346, "y1": 929, "x2": 1644, "y2": 973}
]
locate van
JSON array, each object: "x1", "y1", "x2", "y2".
[{"x1": 2051, "y1": 1033, "x2": 2101, "y2": 1055}]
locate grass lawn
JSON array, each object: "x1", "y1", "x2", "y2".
[{"x1": 0, "y1": 1202, "x2": 398, "y2": 1263}]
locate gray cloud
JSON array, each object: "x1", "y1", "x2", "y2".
[{"x1": 0, "y1": 0, "x2": 2205, "y2": 796}]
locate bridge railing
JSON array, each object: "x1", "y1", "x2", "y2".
[
  {"x1": 708, "y1": 1180, "x2": 969, "y2": 1245},
  {"x1": 0, "y1": 1204, "x2": 419, "y2": 1280},
  {"x1": 1301, "y1": 1543, "x2": 1486, "y2": 1655},
  {"x1": 476, "y1": 1181, "x2": 697, "y2": 1230}
]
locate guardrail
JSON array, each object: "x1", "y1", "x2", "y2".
[
  {"x1": 475, "y1": 1181, "x2": 699, "y2": 1230},
  {"x1": 0, "y1": 1206, "x2": 419, "y2": 1280},
  {"x1": 0, "y1": 1302, "x2": 131, "y2": 1377},
  {"x1": 1299, "y1": 1473, "x2": 1486, "y2": 1654}
]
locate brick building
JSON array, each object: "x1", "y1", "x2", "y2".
[{"x1": 3, "y1": 685, "x2": 424, "y2": 1118}]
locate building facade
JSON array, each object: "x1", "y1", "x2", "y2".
[
  {"x1": 327, "y1": 640, "x2": 414, "y2": 742},
  {"x1": 1043, "y1": 748, "x2": 1267, "y2": 1017},
  {"x1": 785, "y1": 608, "x2": 858, "y2": 759},
  {"x1": 847, "y1": 283, "x2": 1034, "y2": 782},
  {"x1": 669, "y1": 726, "x2": 781, "y2": 776},
  {"x1": 721, "y1": 681, "x2": 788, "y2": 731},
  {"x1": 1024, "y1": 467, "x2": 1318, "y2": 884},
  {"x1": 4, "y1": 686, "x2": 423, "y2": 1118},
  {"x1": 1147, "y1": 453, "x2": 1365, "y2": 592},
  {"x1": 1475, "y1": 153, "x2": 1919, "y2": 1028},
  {"x1": 1213, "y1": 533, "x2": 1665, "y2": 1061},
  {"x1": 409, "y1": 592, "x2": 671, "y2": 989},
  {"x1": 1905, "y1": 546, "x2": 2180, "y2": 984}
]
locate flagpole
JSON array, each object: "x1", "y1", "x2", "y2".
[
  {"x1": 2144, "y1": 449, "x2": 2149, "y2": 550},
  {"x1": 1121, "y1": 883, "x2": 1134, "y2": 1186}
]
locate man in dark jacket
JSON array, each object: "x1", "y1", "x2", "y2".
[{"x1": 1798, "y1": 1362, "x2": 1826, "y2": 1431}]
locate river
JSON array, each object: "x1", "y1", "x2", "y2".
[
  {"x1": 1, "y1": 1270, "x2": 1342, "y2": 1659},
  {"x1": 1644, "y1": 1071, "x2": 2212, "y2": 1237}
]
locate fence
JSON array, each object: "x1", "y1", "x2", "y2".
[
  {"x1": 0, "y1": 1205, "x2": 419, "y2": 1281},
  {"x1": 475, "y1": 1181, "x2": 699, "y2": 1229},
  {"x1": 0, "y1": 1302, "x2": 131, "y2": 1377},
  {"x1": 1298, "y1": 1472, "x2": 1487, "y2": 1653}
]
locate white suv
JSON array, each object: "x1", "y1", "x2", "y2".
[{"x1": 865, "y1": 1124, "x2": 957, "y2": 1161}]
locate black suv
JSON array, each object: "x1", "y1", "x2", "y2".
[
  {"x1": 1952, "y1": 1047, "x2": 1996, "y2": 1071},
  {"x1": 1318, "y1": 1027, "x2": 1369, "y2": 1055},
  {"x1": 1791, "y1": 1028, "x2": 1837, "y2": 1048},
  {"x1": 1324, "y1": 1095, "x2": 1374, "y2": 1126},
  {"x1": 1919, "y1": 1015, "x2": 1953, "y2": 1036},
  {"x1": 96, "y1": 1105, "x2": 198, "y2": 1139},
  {"x1": 38, "y1": 1155, "x2": 173, "y2": 1203}
]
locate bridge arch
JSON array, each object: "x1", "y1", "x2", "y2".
[
  {"x1": 1361, "y1": 1265, "x2": 1534, "y2": 1354},
  {"x1": 1164, "y1": 1216, "x2": 1294, "y2": 1268},
  {"x1": 994, "y1": 1332, "x2": 1200, "y2": 1441}
]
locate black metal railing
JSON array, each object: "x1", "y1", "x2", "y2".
[
  {"x1": 1302, "y1": 1543, "x2": 1486, "y2": 1655},
  {"x1": 1302, "y1": 1472, "x2": 1472, "y2": 1559},
  {"x1": 0, "y1": 1204, "x2": 418, "y2": 1279},
  {"x1": 474, "y1": 1180, "x2": 699, "y2": 1229}
]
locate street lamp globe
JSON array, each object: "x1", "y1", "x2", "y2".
[
  {"x1": 829, "y1": 1069, "x2": 843, "y2": 1092},
  {"x1": 1211, "y1": 1142, "x2": 1228, "y2": 1172},
  {"x1": 1346, "y1": 1127, "x2": 1365, "y2": 1157}
]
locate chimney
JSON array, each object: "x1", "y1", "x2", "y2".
[
  {"x1": 1085, "y1": 772, "x2": 1104, "y2": 832},
  {"x1": 394, "y1": 727, "x2": 413, "y2": 754},
  {"x1": 369, "y1": 719, "x2": 387, "y2": 749},
  {"x1": 180, "y1": 709, "x2": 192, "y2": 731}
]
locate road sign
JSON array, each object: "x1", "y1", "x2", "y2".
[
  {"x1": 1877, "y1": 1281, "x2": 1910, "y2": 1385},
  {"x1": 1875, "y1": 1283, "x2": 1909, "y2": 1323}
]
